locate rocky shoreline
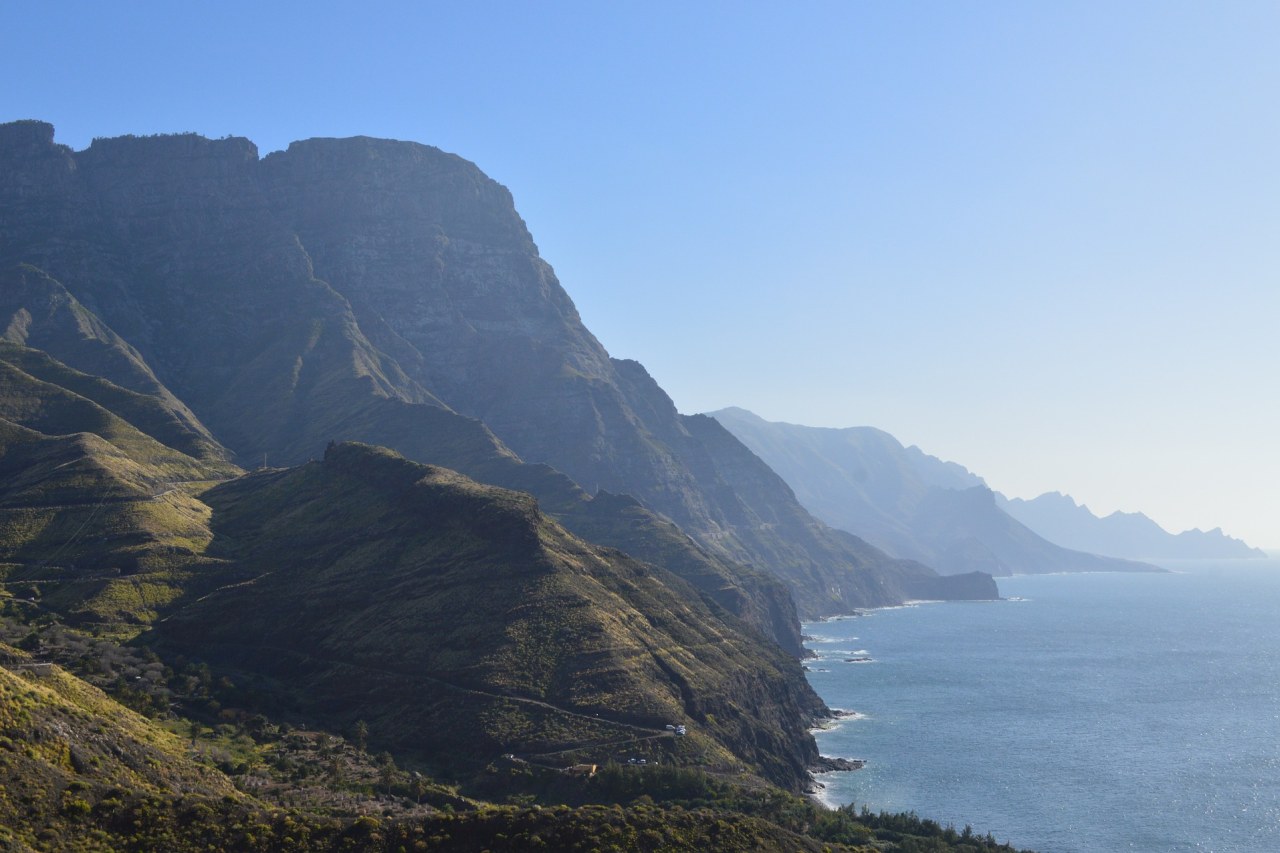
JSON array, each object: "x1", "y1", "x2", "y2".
[
  {"x1": 812, "y1": 755, "x2": 866, "y2": 772},
  {"x1": 806, "y1": 754, "x2": 866, "y2": 796},
  {"x1": 806, "y1": 708, "x2": 866, "y2": 794}
]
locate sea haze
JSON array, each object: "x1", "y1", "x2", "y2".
[{"x1": 805, "y1": 559, "x2": 1280, "y2": 853}]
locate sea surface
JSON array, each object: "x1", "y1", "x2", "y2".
[{"x1": 804, "y1": 559, "x2": 1280, "y2": 853}]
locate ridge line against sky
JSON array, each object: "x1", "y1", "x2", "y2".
[{"x1": 3, "y1": 1, "x2": 1277, "y2": 547}]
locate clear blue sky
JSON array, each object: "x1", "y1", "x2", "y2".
[{"x1": 5, "y1": 1, "x2": 1278, "y2": 547}]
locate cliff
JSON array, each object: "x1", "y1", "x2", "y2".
[{"x1": 0, "y1": 120, "x2": 995, "y2": 618}]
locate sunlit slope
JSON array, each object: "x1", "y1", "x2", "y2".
[
  {"x1": 154, "y1": 443, "x2": 827, "y2": 789},
  {"x1": 0, "y1": 645, "x2": 240, "y2": 850},
  {"x1": 0, "y1": 347, "x2": 239, "y2": 625},
  {"x1": 0, "y1": 347, "x2": 235, "y2": 481},
  {"x1": 0, "y1": 341, "x2": 230, "y2": 468},
  {"x1": 0, "y1": 264, "x2": 229, "y2": 464},
  {"x1": 0, "y1": 420, "x2": 224, "y2": 625}
]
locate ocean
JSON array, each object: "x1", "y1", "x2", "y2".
[{"x1": 804, "y1": 559, "x2": 1280, "y2": 853}]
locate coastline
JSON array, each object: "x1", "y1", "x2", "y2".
[{"x1": 805, "y1": 709, "x2": 866, "y2": 795}]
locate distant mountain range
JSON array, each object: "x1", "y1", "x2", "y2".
[
  {"x1": 997, "y1": 492, "x2": 1266, "y2": 560},
  {"x1": 710, "y1": 407, "x2": 1261, "y2": 573}
]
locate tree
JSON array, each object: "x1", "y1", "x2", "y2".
[
  {"x1": 353, "y1": 719, "x2": 369, "y2": 753},
  {"x1": 410, "y1": 773, "x2": 429, "y2": 804},
  {"x1": 377, "y1": 751, "x2": 396, "y2": 795}
]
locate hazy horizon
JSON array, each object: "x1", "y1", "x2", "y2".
[{"x1": 5, "y1": 1, "x2": 1276, "y2": 547}]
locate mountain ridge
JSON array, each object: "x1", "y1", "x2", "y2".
[
  {"x1": 997, "y1": 490, "x2": 1265, "y2": 560},
  {"x1": 152, "y1": 441, "x2": 829, "y2": 790}
]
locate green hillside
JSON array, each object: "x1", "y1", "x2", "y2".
[
  {"x1": 0, "y1": 345, "x2": 239, "y2": 628},
  {"x1": 0, "y1": 265, "x2": 228, "y2": 464},
  {"x1": 0, "y1": 646, "x2": 1027, "y2": 852},
  {"x1": 154, "y1": 443, "x2": 825, "y2": 790}
]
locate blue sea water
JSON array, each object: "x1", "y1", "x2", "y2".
[{"x1": 804, "y1": 560, "x2": 1280, "y2": 853}]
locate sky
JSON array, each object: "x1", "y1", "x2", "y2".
[{"x1": 4, "y1": 1, "x2": 1278, "y2": 547}]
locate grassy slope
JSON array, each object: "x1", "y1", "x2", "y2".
[
  {"x1": 0, "y1": 355, "x2": 232, "y2": 483},
  {"x1": 0, "y1": 348, "x2": 240, "y2": 627},
  {"x1": 0, "y1": 342, "x2": 232, "y2": 467},
  {"x1": 320, "y1": 395, "x2": 808, "y2": 656},
  {"x1": 0, "y1": 419, "x2": 225, "y2": 626},
  {"x1": 0, "y1": 264, "x2": 228, "y2": 464},
  {"x1": 154, "y1": 443, "x2": 825, "y2": 791},
  {"x1": 0, "y1": 644, "x2": 240, "y2": 851}
]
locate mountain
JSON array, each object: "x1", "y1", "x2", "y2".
[
  {"x1": 154, "y1": 442, "x2": 828, "y2": 790},
  {"x1": 998, "y1": 491, "x2": 1266, "y2": 560},
  {"x1": 0, "y1": 119, "x2": 996, "y2": 618},
  {"x1": 0, "y1": 346, "x2": 828, "y2": 793},
  {"x1": 0, "y1": 135, "x2": 838, "y2": 796},
  {"x1": 0, "y1": 120, "x2": 1031, "y2": 852},
  {"x1": 710, "y1": 407, "x2": 1160, "y2": 576},
  {"x1": 0, "y1": 321, "x2": 827, "y2": 790}
]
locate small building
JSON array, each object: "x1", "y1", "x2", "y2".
[{"x1": 563, "y1": 764, "x2": 598, "y2": 778}]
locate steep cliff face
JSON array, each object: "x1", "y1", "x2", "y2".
[
  {"x1": 0, "y1": 121, "x2": 993, "y2": 618},
  {"x1": 260, "y1": 140, "x2": 732, "y2": 544},
  {"x1": 257, "y1": 134, "x2": 991, "y2": 614},
  {"x1": 0, "y1": 123, "x2": 443, "y2": 467}
]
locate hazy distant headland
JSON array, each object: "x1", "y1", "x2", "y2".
[
  {"x1": 996, "y1": 491, "x2": 1266, "y2": 560},
  {"x1": 710, "y1": 407, "x2": 1261, "y2": 573}
]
